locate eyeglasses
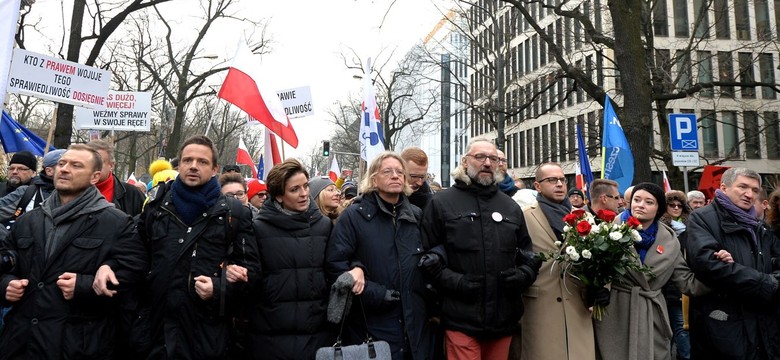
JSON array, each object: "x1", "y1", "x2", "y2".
[
  {"x1": 8, "y1": 165, "x2": 31, "y2": 172},
  {"x1": 379, "y1": 168, "x2": 405, "y2": 177},
  {"x1": 466, "y1": 153, "x2": 499, "y2": 163},
  {"x1": 498, "y1": 158, "x2": 507, "y2": 164},
  {"x1": 668, "y1": 203, "x2": 683, "y2": 209},
  {"x1": 603, "y1": 194, "x2": 620, "y2": 200},
  {"x1": 255, "y1": 192, "x2": 268, "y2": 198},
  {"x1": 225, "y1": 191, "x2": 246, "y2": 198},
  {"x1": 537, "y1": 177, "x2": 568, "y2": 184}
]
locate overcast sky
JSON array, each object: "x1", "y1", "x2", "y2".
[{"x1": 19, "y1": 0, "x2": 447, "y2": 159}]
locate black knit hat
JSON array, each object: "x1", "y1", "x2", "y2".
[
  {"x1": 631, "y1": 182, "x2": 666, "y2": 221},
  {"x1": 9, "y1": 151, "x2": 36, "y2": 171}
]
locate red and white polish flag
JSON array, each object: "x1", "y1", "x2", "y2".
[{"x1": 237, "y1": 137, "x2": 258, "y2": 178}]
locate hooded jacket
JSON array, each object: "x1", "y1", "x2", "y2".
[
  {"x1": 0, "y1": 187, "x2": 137, "y2": 359},
  {"x1": 421, "y1": 169, "x2": 535, "y2": 339},
  {"x1": 248, "y1": 200, "x2": 334, "y2": 359}
]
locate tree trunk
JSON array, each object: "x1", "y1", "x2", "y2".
[
  {"x1": 608, "y1": 0, "x2": 653, "y2": 183},
  {"x1": 53, "y1": 0, "x2": 86, "y2": 148}
]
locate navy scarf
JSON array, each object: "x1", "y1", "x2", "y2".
[
  {"x1": 635, "y1": 221, "x2": 658, "y2": 264},
  {"x1": 170, "y1": 176, "x2": 222, "y2": 225}
]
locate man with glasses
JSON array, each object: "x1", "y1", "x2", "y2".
[
  {"x1": 420, "y1": 138, "x2": 537, "y2": 360},
  {"x1": 514, "y1": 163, "x2": 596, "y2": 360},
  {"x1": 0, "y1": 151, "x2": 37, "y2": 197},
  {"x1": 496, "y1": 149, "x2": 519, "y2": 197},
  {"x1": 401, "y1": 147, "x2": 433, "y2": 210}
]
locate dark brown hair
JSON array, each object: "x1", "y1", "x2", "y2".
[
  {"x1": 266, "y1": 158, "x2": 309, "y2": 198},
  {"x1": 179, "y1": 135, "x2": 219, "y2": 166}
]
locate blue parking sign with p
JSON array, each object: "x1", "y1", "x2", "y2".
[{"x1": 669, "y1": 113, "x2": 699, "y2": 151}]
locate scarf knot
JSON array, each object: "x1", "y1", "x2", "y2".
[
  {"x1": 635, "y1": 221, "x2": 658, "y2": 264},
  {"x1": 170, "y1": 176, "x2": 222, "y2": 225}
]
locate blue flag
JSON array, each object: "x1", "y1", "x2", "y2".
[
  {"x1": 576, "y1": 124, "x2": 594, "y2": 199},
  {"x1": 600, "y1": 95, "x2": 634, "y2": 194},
  {"x1": 0, "y1": 111, "x2": 55, "y2": 156},
  {"x1": 257, "y1": 155, "x2": 264, "y2": 180}
]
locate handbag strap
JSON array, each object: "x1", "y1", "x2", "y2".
[
  {"x1": 357, "y1": 296, "x2": 374, "y2": 343},
  {"x1": 334, "y1": 291, "x2": 352, "y2": 346}
]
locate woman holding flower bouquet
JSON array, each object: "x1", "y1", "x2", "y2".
[{"x1": 594, "y1": 182, "x2": 713, "y2": 360}]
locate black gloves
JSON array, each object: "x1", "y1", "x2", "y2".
[
  {"x1": 586, "y1": 286, "x2": 611, "y2": 308},
  {"x1": 418, "y1": 253, "x2": 444, "y2": 280},
  {"x1": 499, "y1": 267, "x2": 535, "y2": 291},
  {"x1": 457, "y1": 274, "x2": 484, "y2": 296},
  {"x1": 384, "y1": 289, "x2": 401, "y2": 303},
  {"x1": 517, "y1": 250, "x2": 543, "y2": 273}
]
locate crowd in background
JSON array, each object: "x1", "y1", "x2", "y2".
[{"x1": 0, "y1": 135, "x2": 777, "y2": 360}]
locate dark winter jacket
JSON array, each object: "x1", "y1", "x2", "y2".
[
  {"x1": 408, "y1": 181, "x2": 433, "y2": 211},
  {"x1": 249, "y1": 200, "x2": 334, "y2": 359},
  {"x1": 326, "y1": 192, "x2": 434, "y2": 360},
  {"x1": 686, "y1": 200, "x2": 780, "y2": 360},
  {"x1": 136, "y1": 181, "x2": 259, "y2": 360},
  {"x1": 110, "y1": 176, "x2": 145, "y2": 216},
  {"x1": 421, "y1": 179, "x2": 535, "y2": 339},
  {"x1": 0, "y1": 189, "x2": 138, "y2": 360}
]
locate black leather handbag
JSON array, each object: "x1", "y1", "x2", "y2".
[{"x1": 315, "y1": 297, "x2": 391, "y2": 360}]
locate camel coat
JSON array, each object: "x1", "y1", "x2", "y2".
[
  {"x1": 511, "y1": 203, "x2": 595, "y2": 360},
  {"x1": 594, "y1": 222, "x2": 709, "y2": 360}
]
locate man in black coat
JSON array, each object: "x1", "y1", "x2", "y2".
[
  {"x1": 0, "y1": 144, "x2": 139, "y2": 359},
  {"x1": 401, "y1": 147, "x2": 433, "y2": 210},
  {"x1": 87, "y1": 140, "x2": 144, "y2": 217},
  {"x1": 420, "y1": 138, "x2": 537, "y2": 360},
  {"x1": 95, "y1": 135, "x2": 259, "y2": 360},
  {"x1": 686, "y1": 167, "x2": 780, "y2": 360}
]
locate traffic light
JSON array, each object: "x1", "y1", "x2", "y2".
[{"x1": 323, "y1": 141, "x2": 330, "y2": 156}]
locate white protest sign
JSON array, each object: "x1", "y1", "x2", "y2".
[
  {"x1": 75, "y1": 92, "x2": 152, "y2": 131},
  {"x1": 7, "y1": 48, "x2": 111, "y2": 108},
  {"x1": 276, "y1": 86, "x2": 313, "y2": 119}
]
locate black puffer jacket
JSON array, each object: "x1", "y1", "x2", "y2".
[
  {"x1": 110, "y1": 175, "x2": 145, "y2": 216},
  {"x1": 0, "y1": 193, "x2": 138, "y2": 360},
  {"x1": 249, "y1": 200, "x2": 334, "y2": 359},
  {"x1": 686, "y1": 200, "x2": 780, "y2": 360},
  {"x1": 137, "y1": 181, "x2": 259, "y2": 360},
  {"x1": 326, "y1": 192, "x2": 433, "y2": 360},
  {"x1": 421, "y1": 180, "x2": 535, "y2": 339}
]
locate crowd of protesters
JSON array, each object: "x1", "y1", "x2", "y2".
[{"x1": 0, "y1": 135, "x2": 778, "y2": 360}]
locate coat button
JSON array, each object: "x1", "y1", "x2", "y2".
[
  {"x1": 556, "y1": 297, "x2": 562, "y2": 302},
  {"x1": 37, "y1": 282, "x2": 44, "y2": 288},
  {"x1": 31, "y1": 318, "x2": 38, "y2": 325},
  {"x1": 178, "y1": 239, "x2": 184, "y2": 244},
  {"x1": 202, "y1": 213, "x2": 208, "y2": 217}
]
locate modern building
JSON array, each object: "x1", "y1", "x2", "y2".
[{"x1": 466, "y1": 0, "x2": 780, "y2": 189}]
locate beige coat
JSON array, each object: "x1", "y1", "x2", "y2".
[
  {"x1": 594, "y1": 222, "x2": 709, "y2": 360},
  {"x1": 510, "y1": 203, "x2": 596, "y2": 360}
]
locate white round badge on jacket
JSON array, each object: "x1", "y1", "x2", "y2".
[{"x1": 492, "y1": 212, "x2": 503, "y2": 222}]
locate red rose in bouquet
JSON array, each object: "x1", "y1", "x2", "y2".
[
  {"x1": 563, "y1": 213, "x2": 578, "y2": 225},
  {"x1": 596, "y1": 209, "x2": 616, "y2": 222},
  {"x1": 576, "y1": 220, "x2": 592, "y2": 236},
  {"x1": 626, "y1": 216, "x2": 641, "y2": 228},
  {"x1": 572, "y1": 209, "x2": 587, "y2": 218}
]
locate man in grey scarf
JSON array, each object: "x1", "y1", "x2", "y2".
[
  {"x1": 0, "y1": 144, "x2": 139, "y2": 358},
  {"x1": 511, "y1": 163, "x2": 595, "y2": 360}
]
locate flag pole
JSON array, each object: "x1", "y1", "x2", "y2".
[{"x1": 44, "y1": 102, "x2": 58, "y2": 156}]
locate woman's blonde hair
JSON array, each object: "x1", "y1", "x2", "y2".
[{"x1": 359, "y1": 151, "x2": 412, "y2": 196}]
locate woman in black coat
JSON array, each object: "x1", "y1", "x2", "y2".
[
  {"x1": 248, "y1": 159, "x2": 334, "y2": 359},
  {"x1": 326, "y1": 151, "x2": 434, "y2": 360}
]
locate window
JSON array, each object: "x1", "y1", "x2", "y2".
[
  {"x1": 722, "y1": 111, "x2": 739, "y2": 157},
  {"x1": 526, "y1": 130, "x2": 534, "y2": 165},
  {"x1": 735, "y1": 0, "x2": 751, "y2": 40},
  {"x1": 676, "y1": 50, "x2": 692, "y2": 90},
  {"x1": 542, "y1": 124, "x2": 549, "y2": 162},
  {"x1": 564, "y1": 17, "x2": 572, "y2": 53},
  {"x1": 587, "y1": 112, "x2": 598, "y2": 157},
  {"x1": 776, "y1": 0, "x2": 780, "y2": 39},
  {"x1": 550, "y1": 122, "x2": 558, "y2": 162},
  {"x1": 698, "y1": 51, "x2": 713, "y2": 97},
  {"x1": 714, "y1": 0, "x2": 730, "y2": 39},
  {"x1": 701, "y1": 111, "x2": 719, "y2": 157},
  {"x1": 595, "y1": 0, "x2": 602, "y2": 32},
  {"x1": 532, "y1": 35, "x2": 538, "y2": 71},
  {"x1": 597, "y1": 51, "x2": 604, "y2": 87},
  {"x1": 756, "y1": 0, "x2": 771, "y2": 40},
  {"x1": 519, "y1": 131, "x2": 526, "y2": 167},
  {"x1": 718, "y1": 52, "x2": 734, "y2": 98},
  {"x1": 759, "y1": 53, "x2": 776, "y2": 99},
  {"x1": 738, "y1": 53, "x2": 755, "y2": 98},
  {"x1": 568, "y1": 117, "x2": 576, "y2": 161},
  {"x1": 744, "y1": 111, "x2": 761, "y2": 159},
  {"x1": 654, "y1": 0, "x2": 669, "y2": 36},
  {"x1": 533, "y1": 127, "x2": 541, "y2": 164},
  {"x1": 693, "y1": 0, "x2": 710, "y2": 38},
  {"x1": 674, "y1": 0, "x2": 689, "y2": 37},
  {"x1": 656, "y1": 49, "x2": 672, "y2": 85},
  {"x1": 575, "y1": 7, "x2": 584, "y2": 47},
  {"x1": 765, "y1": 112, "x2": 780, "y2": 159},
  {"x1": 615, "y1": 69, "x2": 622, "y2": 94}
]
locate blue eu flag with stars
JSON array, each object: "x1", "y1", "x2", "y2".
[{"x1": 0, "y1": 111, "x2": 56, "y2": 156}]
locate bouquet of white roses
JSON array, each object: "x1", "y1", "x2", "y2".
[{"x1": 538, "y1": 209, "x2": 653, "y2": 320}]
